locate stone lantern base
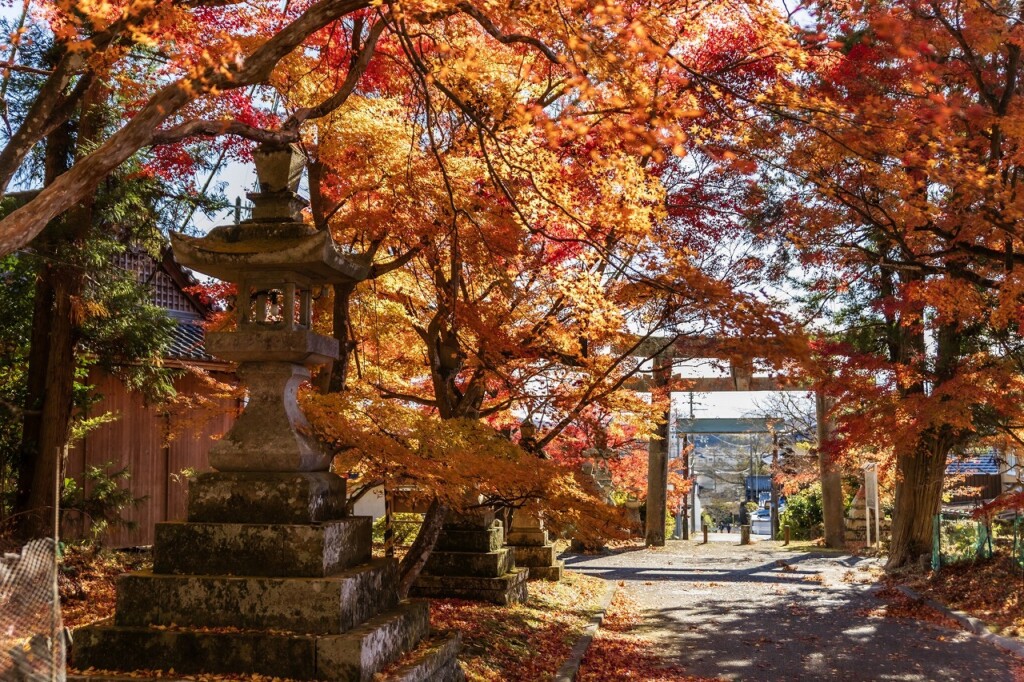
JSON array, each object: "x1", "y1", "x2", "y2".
[
  {"x1": 410, "y1": 511, "x2": 528, "y2": 605},
  {"x1": 71, "y1": 472, "x2": 464, "y2": 681},
  {"x1": 505, "y1": 511, "x2": 564, "y2": 582}
]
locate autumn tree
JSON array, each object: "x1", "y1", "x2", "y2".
[
  {"x1": 733, "y1": 0, "x2": 1024, "y2": 567},
  {"x1": 2, "y1": 0, "x2": 806, "y2": 541}
]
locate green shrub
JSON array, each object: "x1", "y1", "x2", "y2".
[
  {"x1": 61, "y1": 462, "x2": 146, "y2": 545},
  {"x1": 371, "y1": 513, "x2": 422, "y2": 546},
  {"x1": 779, "y1": 483, "x2": 824, "y2": 540}
]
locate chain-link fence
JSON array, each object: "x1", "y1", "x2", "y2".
[
  {"x1": 931, "y1": 513, "x2": 993, "y2": 570},
  {"x1": 0, "y1": 538, "x2": 66, "y2": 681}
]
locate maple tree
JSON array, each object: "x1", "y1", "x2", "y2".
[
  {"x1": 723, "y1": 0, "x2": 1024, "y2": 567},
  {"x1": 0, "y1": 0, "x2": 803, "y2": 541}
]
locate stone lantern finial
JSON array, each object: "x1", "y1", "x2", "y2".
[{"x1": 249, "y1": 144, "x2": 309, "y2": 223}]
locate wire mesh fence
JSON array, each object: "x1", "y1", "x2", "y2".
[
  {"x1": 931, "y1": 513, "x2": 993, "y2": 570},
  {"x1": 1012, "y1": 516, "x2": 1024, "y2": 570},
  {"x1": 0, "y1": 538, "x2": 66, "y2": 681}
]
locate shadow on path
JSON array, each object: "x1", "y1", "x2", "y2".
[{"x1": 565, "y1": 542, "x2": 1021, "y2": 681}]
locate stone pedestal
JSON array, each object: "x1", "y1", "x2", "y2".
[
  {"x1": 505, "y1": 511, "x2": 564, "y2": 582},
  {"x1": 411, "y1": 510, "x2": 528, "y2": 605},
  {"x1": 72, "y1": 472, "x2": 463, "y2": 681}
]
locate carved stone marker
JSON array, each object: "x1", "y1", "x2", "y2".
[
  {"x1": 71, "y1": 145, "x2": 462, "y2": 681},
  {"x1": 505, "y1": 510, "x2": 564, "y2": 581}
]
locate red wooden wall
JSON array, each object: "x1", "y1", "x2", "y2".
[{"x1": 65, "y1": 368, "x2": 237, "y2": 547}]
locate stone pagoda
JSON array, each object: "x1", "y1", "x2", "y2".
[
  {"x1": 411, "y1": 506, "x2": 528, "y2": 605},
  {"x1": 71, "y1": 145, "x2": 463, "y2": 681},
  {"x1": 505, "y1": 509, "x2": 564, "y2": 582}
]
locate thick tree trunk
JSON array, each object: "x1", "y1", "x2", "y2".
[
  {"x1": 816, "y1": 390, "x2": 845, "y2": 548},
  {"x1": 328, "y1": 283, "x2": 356, "y2": 393},
  {"x1": 886, "y1": 441, "x2": 947, "y2": 569},
  {"x1": 16, "y1": 263, "x2": 84, "y2": 539},
  {"x1": 14, "y1": 270, "x2": 55, "y2": 520},
  {"x1": 396, "y1": 498, "x2": 448, "y2": 600},
  {"x1": 887, "y1": 320, "x2": 962, "y2": 569}
]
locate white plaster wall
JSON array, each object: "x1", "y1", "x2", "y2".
[{"x1": 352, "y1": 485, "x2": 386, "y2": 521}]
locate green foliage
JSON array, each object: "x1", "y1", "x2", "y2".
[
  {"x1": 934, "y1": 516, "x2": 992, "y2": 568},
  {"x1": 61, "y1": 463, "x2": 146, "y2": 546},
  {"x1": 371, "y1": 513, "x2": 422, "y2": 546},
  {"x1": 779, "y1": 483, "x2": 824, "y2": 540},
  {"x1": 0, "y1": 253, "x2": 34, "y2": 517}
]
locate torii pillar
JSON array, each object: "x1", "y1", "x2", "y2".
[{"x1": 645, "y1": 352, "x2": 672, "y2": 546}]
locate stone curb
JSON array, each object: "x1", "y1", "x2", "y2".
[
  {"x1": 895, "y1": 584, "x2": 1024, "y2": 659},
  {"x1": 554, "y1": 578, "x2": 617, "y2": 682}
]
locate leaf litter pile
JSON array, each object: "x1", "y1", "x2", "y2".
[
  {"x1": 577, "y1": 588, "x2": 719, "y2": 682},
  {"x1": 60, "y1": 546, "x2": 150, "y2": 630},
  {"x1": 863, "y1": 584, "x2": 965, "y2": 631},
  {"x1": 900, "y1": 554, "x2": 1024, "y2": 636},
  {"x1": 428, "y1": 571, "x2": 607, "y2": 681}
]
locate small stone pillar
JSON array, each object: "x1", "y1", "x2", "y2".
[
  {"x1": 72, "y1": 145, "x2": 462, "y2": 681},
  {"x1": 506, "y1": 509, "x2": 564, "y2": 581},
  {"x1": 411, "y1": 506, "x2": 528, "y2": 605}
]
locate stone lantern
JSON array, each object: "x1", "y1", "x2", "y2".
[{"x1": 72, "y1": 145, "x2": 463, "y2": 681}]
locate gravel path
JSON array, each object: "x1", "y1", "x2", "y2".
[{"x1": 565, "y1": 537, "x2": 1021, "y2": 681}]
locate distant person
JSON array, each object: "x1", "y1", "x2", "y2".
[{"x1": 726, "y1": 522, "x2": 732, "y2": 533}]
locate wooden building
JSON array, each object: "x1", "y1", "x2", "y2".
[{"x1": 65, "y1": 249, "x2": 237, "y2": 547}]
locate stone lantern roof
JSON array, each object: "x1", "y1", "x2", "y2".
[{"x1": 170, "y1": 144, "x2": 369, "y2": 285}]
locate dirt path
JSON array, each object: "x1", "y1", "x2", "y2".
[{"x1": 565, "y1": 539, "x2": 1022, "y2": 681}]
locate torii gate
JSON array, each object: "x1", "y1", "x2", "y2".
[{"x1": 626, "y1": 336, "x2": 817, "y2": 546}]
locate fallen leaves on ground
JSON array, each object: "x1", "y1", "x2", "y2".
[
  {"x1": 577, "y1": 590, "x2": 722, "y2": 682},
  {"x1": 69, "y1": 668, "x2": 301, "y2": 681},
  {"x1": 60, "y1": 546, "x2": 151, "y2": 629},
  {"x1": 900, "y1": 553, "x2": 1024, "y2": 636},
  {"x1": 864, "y1": 585, "x2": 965, "y2": 631},
  {"x1": 428, "y1": 571, "x2": 607, "y2": 681}
]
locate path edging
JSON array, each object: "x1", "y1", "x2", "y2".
[
  {"x1": 895, "y1": 584, "x2": 1024, "y2": 659},
  {"x1": 553, "y1": 579, "x2": 617, "y2": 681}
]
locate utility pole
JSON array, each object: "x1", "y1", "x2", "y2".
[
  {"x1": 770, "y1": 431, "x2": 779, "y2": 539},
  {"x1": 682, "y1": 433, "x2": 690, "y2": 540},
  {"x1": 687, "y1": 393, "x2": 696, "y2": 537}
]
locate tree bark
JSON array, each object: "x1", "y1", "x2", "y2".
[
  {"x1": 16, "y1": 263, "x2": 84, "y2": 539},
  {"x1": 886, "y1": 319, "x2": 962, "y2": 570},
  {"x1": 816, "y1": 390, "x2": 845, "y2": 548},
  {"x1": 328, "y1": 282, "x2": 356, "y2": 393},
  {"x1": 886, "y1": 441, "x2": 946, "y2": 569},
  {"x1": 14, "y1": 90, "x2": 101, "y2": 540},
  {"x1": 396, "y1": 498, "x2": 448, "y2": 599}
]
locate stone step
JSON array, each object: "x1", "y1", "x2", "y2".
[
  {"x1": 422, "y1": 548, "x2": 515, "y2": 578},
  {"x1": 115, "y1": 558, "x2": 398, "y2": 634},
  {"x1": 435, "y1": 525, "x2": 502, "y2": 553},
  {"x1": 527, "y1": 562, "x2": 564, "y2": 582},
  {"x1": 506, "y1": 528, "x2": 548, "y2": 546},
  {"x1": 511, "y1": 544, "x2": 557, "y2": 567},
  {"x1": 411, "y1": 568, "x2": 528, "y2": 605},
  {"x1": 387, "y1": 631, "x2": 465, "y2": 682},
  {"x1": 153, "y1": 518, "x2": 371, "y2": 577},
  {"x1": 319, "y1": 599, "x2": 430, "y2": 681},
  {"x1": 73, "y1": 600, "x2": 429, "y2": 681}
]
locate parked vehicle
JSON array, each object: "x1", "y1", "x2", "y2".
[{"x1": 751, "y1": 508, "x2": 771, "y2": 535}]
